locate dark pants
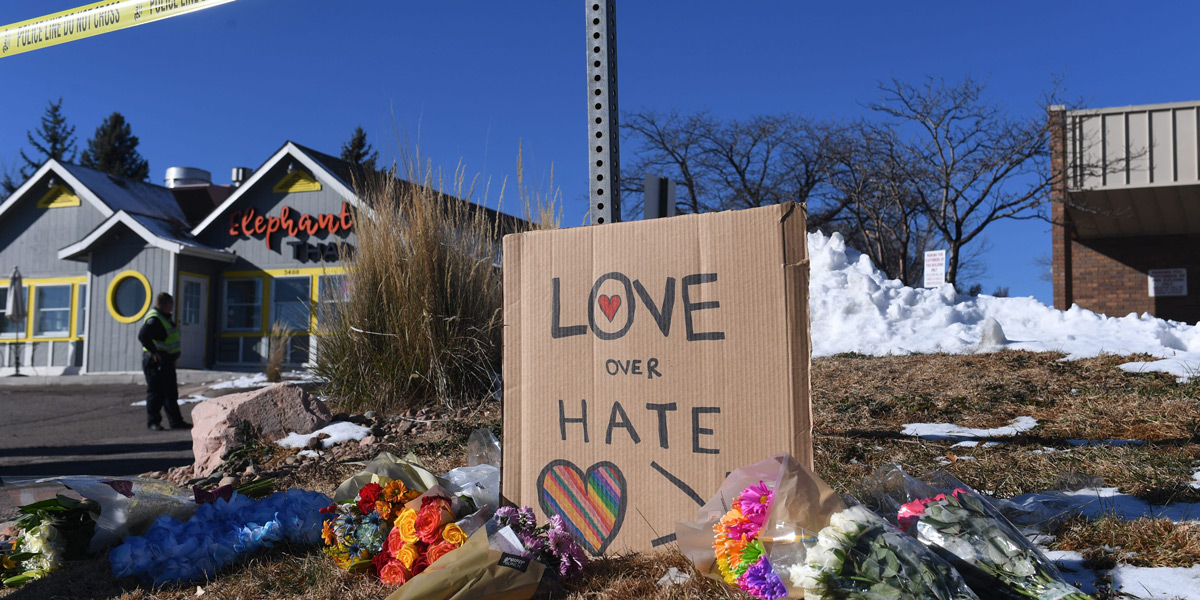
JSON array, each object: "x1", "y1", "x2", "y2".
[{"x1": 143, "y1": 353, "x2": 183, "y2": 427}]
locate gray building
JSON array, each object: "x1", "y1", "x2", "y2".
[{"x1": 0, "y1": 141, "x2": 365, "y2": 374}]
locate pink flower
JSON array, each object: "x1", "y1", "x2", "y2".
[
  {"x1": 896, "y1": 498, "x2": 928, "y2": 532},
  {"x1": 735, "y1": 481, "x2": 773, "y2": 526}
]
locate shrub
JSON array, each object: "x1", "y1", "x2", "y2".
[
  {"x1": 264, "y1": 321, "x2": 290, "y2": 383},
  {"x1": 315, "y1": 158, "x2": 539, "y2": 413}
]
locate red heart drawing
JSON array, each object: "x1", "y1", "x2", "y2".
[{"x1": 598, "y1": 295, "x2": 621, "y2": 322}]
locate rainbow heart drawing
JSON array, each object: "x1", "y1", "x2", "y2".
[{"x1": 536, "y1": 460, "x2": 627, "y2": 555}]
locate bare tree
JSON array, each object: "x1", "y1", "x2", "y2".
[
  {"x1": 621, "y1": 109, "x2": 845, "y2": 227},
  {"x1": 824, "y1": 121, "x2": 936, "y2": 285},
  {"x1": 869, "y1": 76, "x2": 1055, "y2": 286}
]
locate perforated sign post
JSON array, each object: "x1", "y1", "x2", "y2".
[{"x1": 587, "y1": 0, "x2": 620, "y2": 225}]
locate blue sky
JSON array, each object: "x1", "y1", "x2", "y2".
[{"x1": 2, "y1": 1, "x2": 1198, "y2": 305}]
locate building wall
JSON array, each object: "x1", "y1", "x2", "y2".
[
  {"x1": 196, "y1": 160, "x2": 355, "y2": 270},
  {"x1": 1065, "y1": 235, "x2": 1200, "y2": 323},
  {"x1": 196, "y1": 160, "x2": 354, "y2": 366},
  {"x1": 87, "y1": 233, "x2": 172, "y2": 372},
  {"x1": 0, "y1": 179, "x2": 103, "y2": 279}
]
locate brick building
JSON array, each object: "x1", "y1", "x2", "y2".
[{"x1": 1050, "y1": 101, "x2": 1200, "y2": 324}]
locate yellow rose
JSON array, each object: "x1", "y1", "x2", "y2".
[
  {"x1": 396, "y1": 542, "x2": 420, "y2": 570},
  {"x1": 441, "y1": 523, "x2": 467, "y2": 547},
  {"x1": 395, "y1": 507, "x2": 419, "y2": 544}
]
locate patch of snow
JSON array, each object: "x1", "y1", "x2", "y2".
[
  {"x1": 951, "y1": 440, "x2": 1004, "y2": 448},
  {"x1": 901, "y1": 416, "x2": 1038, "y2": 441},
  {"x1": 1192, "y1": 467, "x2": 1200, "y2": 491},
  {"x1": 1041, "y1": 550, "x2": 1101, "y2": 596},
  {"x1": 297, "y1": 450, "x2": 320, "y2": 459},
  {"x1": 807, "y1": 231, "x2": 1200, "y2": 380},
  {"x1": 1111, "y1": 564, "x2": 1200, "y2": 599},
  {"x1": 276, "y1": 422, "x2": 370, "y2": 450},
  {"x1": 210, "y1": 370, "x2": 322, "y2": 390},
  {"x1": 1051, "y1": 487, "x2": 1200, "y2": 522},
  {"x1": 130, "y1": 395, "x2": 209, "y2": 407}
]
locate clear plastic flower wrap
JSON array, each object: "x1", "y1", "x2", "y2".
[
  {"x1": 864, "y1": 464, "x2": 1094, "y2": 600},
  {"x1": 789, "y1": 503, "x2": 980, "y2": 600},
  {"x1": 677, "y1": 454, "x2": 979, "y2": 599}
]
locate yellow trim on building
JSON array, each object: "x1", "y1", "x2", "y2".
[
  {"x1": 0, "y1": 276, "x2": 87, "y2": 342},
  {"x1": 272, "y1": 170, "x2": 323, "y2": 193},
  {"x1": 37, "y1": 185, "x2": 81, "y2": 208},
  {"x1": 217, "y1": 267, "x2": 346, "y2": 338},
  {"x1": 106, "y1": 270, "x2": 152, "y2": 324}
]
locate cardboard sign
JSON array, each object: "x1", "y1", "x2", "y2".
[
  {"x1": 501, "y1": 203, "x2": 812, "y2": 555},
  {"x1": 924, "y1": 250, "x2": 946, "y2": 288},
  {"x1": 1148, "y1": 268, "x2": 1187, "y2": 297}
]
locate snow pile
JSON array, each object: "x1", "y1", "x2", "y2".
[
  {"x1": 276, "y1": 421, "x2": 370, "y2": 450},
  {"x1": 130, "y1": 394, "x2": 208, "y2": 407},
  {"x1": 808, "y1": 231, "x2": 1200, "y2": 379},
  {"x1": 901, "y1": 416, "x2": 1039, "y2": 441},
  {"x1": 210, "y1": 370, "x2": 323, "y2": 390}
]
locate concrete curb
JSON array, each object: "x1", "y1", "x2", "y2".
[{"x1": 0, "y1": 369, "x2": 248, "y2": 386}]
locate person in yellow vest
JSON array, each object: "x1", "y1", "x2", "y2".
[{"x1": 138, "y1": 293, "x2": 191, "y2": 431}]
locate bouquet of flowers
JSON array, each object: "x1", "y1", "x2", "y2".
[
  {"x1": 789, "y1": 504, "x2": 980, "y2": 600},
  {"x1": 869, "y1": 464, "x2": 1094, "y2": 600},
  {"x1": 109, "y1": 489, "x2": 331, "y2": 585},
  {"x1": 491, "y1": 506, "x2": 588, "y2": 580},
  {"x1": 2, "y1": 494, "x2": 96, "y2": 587},
  {"x1": 321, "y1": 478, "x2": 491, "y2": 586},
  {"x1": 711, "y1": 481, "x2": 789, "y2": 599}
]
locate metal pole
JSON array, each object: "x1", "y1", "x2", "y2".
[{"x1": 586, "y1": 0, "x2": 620, "y2": 224}]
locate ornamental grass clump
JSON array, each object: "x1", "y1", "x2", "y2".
[{"x1": 315, "y1": 156, "x2": 533, "y2": 413}]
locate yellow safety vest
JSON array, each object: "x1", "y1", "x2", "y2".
[{"x1": 142, "y1": 309, "x2": 181, "y2": 356}]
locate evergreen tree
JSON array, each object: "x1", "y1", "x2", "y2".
[
  {"x1": 80, "y1": 112, "x2": 149, "y2": 181},
  {"x1": 17, "y1": 97, "x2": 77, "y2": 181},
  {"x1": 340, "y1": 126, "x2": 378, "y2": 171}
]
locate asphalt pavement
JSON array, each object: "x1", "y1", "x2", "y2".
[{"x1": 0, "y1": 383, "x2": 199, "y2": 480}]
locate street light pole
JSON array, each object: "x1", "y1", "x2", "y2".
[{"x1": 586, "y1": 0, "x2": 620, "y2": 225}]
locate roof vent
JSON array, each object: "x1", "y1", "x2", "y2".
[
  {"x1": 164, "y1": 167, "x2": 211, "y2": 189},
  {"x1": 231, "y1": 167, "x2": 252, "y2": 187}
]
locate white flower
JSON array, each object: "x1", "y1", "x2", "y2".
[{"x1": 788, "y1": 563, "x2": 827, "y2": 598}]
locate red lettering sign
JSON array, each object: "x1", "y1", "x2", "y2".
[{"x1": 227, "y1": 201, "x2": 355, "y2": 250}]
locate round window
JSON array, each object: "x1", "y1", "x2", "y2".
[{"x1": 107, "y1": 271, "x2": 152, "y2": 324}]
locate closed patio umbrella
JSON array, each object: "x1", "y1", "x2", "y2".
[{"x1": 6, "y1": 267, "x2": 26, "y2": 376}]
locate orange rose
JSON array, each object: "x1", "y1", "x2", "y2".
[
  {"x1": 379, "y1": 559, "x2": 411, "y2": 586},
  {"x1": 396, "y1": 541, "x2": 421, "y2": 570},
  {"x1": 415, "y1": 497, "x2": 455, "y2": 544},
  {"x1": 441, "y1": 523, "x2": 467, "y2": 546},
  {"x1": 395, "y1": 507, "x2": 419, "y2": 544},
  {"x1": 426, "y1": 539, "x2": 459, "y2": 564},
  {"x1": 386, "y1": 526, "x2": 406, "y2": 558}
]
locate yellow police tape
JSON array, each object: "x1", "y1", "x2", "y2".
[{"x1": 1, "y1": 0, "x2": 236, "y2": 58}]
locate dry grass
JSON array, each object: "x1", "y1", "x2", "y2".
[
  {"x1": 1054, "y1": 515, "x2": 1200, "y2": 570},
  {"x1": 264, "y1": 321, "x2": 290, "y2": 383},
  {"x1": 6, "y1": 351, "x2": 1199, "y2": 599},
  {"x1": 313, "y1": 160, "x2": 512, "y2": 413}
]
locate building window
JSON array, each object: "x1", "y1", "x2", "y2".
[
  {"x1": 0, "y1": 287, "x2": 27, "y2": 337},
  {"x1": 181, "y1": 280, "x2": 202, "y2": 325},
  {"x1": 76, "y1": 284, "x2": 87, "y2": 336},
  {"x1": 108, "y1": 271, "x2": 152, "y2": 324},
  {"x1": 317, "y1": 274, "x2": 349, "y2": 326},
  {"x1": 271, "y1": 276, "x2": 311, "y2": 332},
  {"x1": 223, "y1": 279, "x2": 262, "y2": 331},
  {"x1": 34, "y1": 285, "x2": 71, "y2": 337}
]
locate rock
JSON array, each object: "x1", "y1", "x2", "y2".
[
  {"x1": 306, "y1": 437, "x2": 324, "y2": 450},
  {"x1": 369, "y1": 425, "x2": 386, "y2": 438},
  {"x1": 348, "y1": 414, "x2": 370, "y2": 425},
  {"x1": 218, "y1": 476, "x2": 239, "y2": 488},
  {"x1": 364, "y1": 410, "x2": 378, "y2": 420},
  {"x1": 331, "y1": 412, "x2": 350, "y2": 422},
  {"x1": 190, "y1": 383, "x2": 332, "y2": 477},
  {"x1": 284, "y1": 456, "x2": 298, "y2": 466},
  {"x1": 316, "y1": 432, "x2": 331, "y2": 440},
  {"x1": 167, "y1": 465, "x2": 195, "y2": 485},
  {"x1": 359, "y1": 435, "x2": 376, "y2": 447},
  {"x1": 396, "y1": 421, "x2": 415, "y2": 435},
  {"x1": 243, "y1": 465, "x2": 258, "y2": 477}
]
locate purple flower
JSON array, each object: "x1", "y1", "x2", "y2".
[
  {"x1": 735, "y1": 481, "x2": 772, "y2": 526},
  {"x1": 738, "y1": 556, "x2": 787, "y2": 600},
  {"x1": 546, "y1": 525, "x2": 587, "y2": 578}
]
